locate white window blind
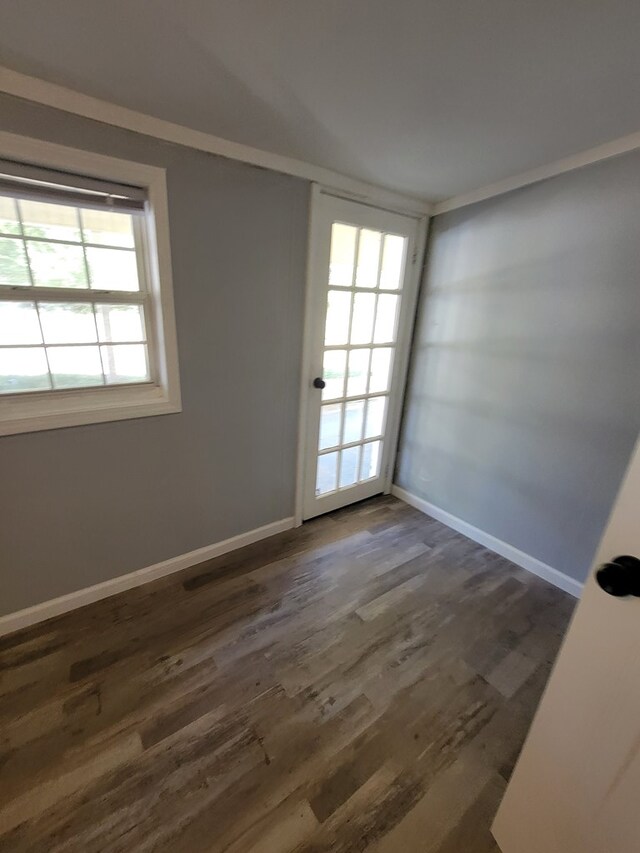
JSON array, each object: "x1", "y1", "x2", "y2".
[{"x1": 0, "y1": 158, "x2": 147, "y2": 210}]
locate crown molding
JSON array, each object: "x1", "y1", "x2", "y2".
[
  {"x1": 0, "y1": 65, "x2": 432, "y2": 218},
  {"x1": 5, "y1": 64, "x2": 639, "y2": 221},
  {"x1": 433, "y1": 129, "x2": 640, "y2": 215}
]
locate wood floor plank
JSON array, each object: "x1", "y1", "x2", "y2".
[
  {"x1": 222, "y1": 798, "x2": 319, "y2": 853},
  {"x1": 0, "y1": 496, "x2": 574, "y2": 852},
  {"x1": 0, "y1": 733, "x2": 143, "y2": 837},
  {"x1": 365, "y1": 748, "x2": 495, "y2": 853}
]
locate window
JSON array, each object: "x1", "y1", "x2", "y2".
[{"x1": 0, "y1": 132, "x2": 180, "y2": 435}]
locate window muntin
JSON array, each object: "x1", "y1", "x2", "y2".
[{"x1": 0, "y1": 190, "x2": 153, "y2": 395}]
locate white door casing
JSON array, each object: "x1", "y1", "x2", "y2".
[
  {"x1": 493, "y1": 434, "x2": 640, "y2": 853},
  {"x1": 297, "y1": 187, "x2": 426, "y2": 522}
]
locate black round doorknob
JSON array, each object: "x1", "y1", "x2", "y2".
[
  {"x1": 595, "y1": 555, "x2": 640, "y2": 597},
  {"x1": 313, "y1": 377, "x2": 326, "y2": 389}
]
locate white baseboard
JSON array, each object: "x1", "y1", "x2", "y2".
[
  {"x1": 391, "y1": 485, "x2": 583, "y2": 598},
  {"x1": 0, "y1": 517, "x2": 295, "y2": 638}
]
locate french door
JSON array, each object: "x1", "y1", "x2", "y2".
[{"x1": 301, "y1": 189, "x2": 423, "y2": 520}]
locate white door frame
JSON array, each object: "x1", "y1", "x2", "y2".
[{"x1": 294, "y1": 184, "x2": 429, "y2": 526}]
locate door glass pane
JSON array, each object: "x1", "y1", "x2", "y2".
[
  {"x1": 360, "y1": 440, "x2": 382, "y2": 481},
  {"x1": 27, "y1": 241, "x2": 88, "y2": 288},
  {"x1": 365, "y1": 397, "x2": 387, "y2": 439},
  {"x1": 329, "y1": 223, "x2": 357, "y2": 287},
  {"x1": 339, "y1": 446, "x2": 360, "y2": 488},
  {"x1": 369, "y1": 348, "x2": 393, "y2": 393},
  {"x1": 355, "y1": 229, "x2": 381, "y2": 288},
  {"x1": 0, "y1": 237, "x2": 31, "y2": 286},
  {"x1": 101, "y1": 344, "x2": 149, "y2": 384},
  {"x1": 343, "y1": 399, "x2": 365, "y2": 444},
  {"x1": 20, "y1": 201, "x2": 81, "y2": 242},
  {"x1": 322, "y1": 349, "x2": 346, "y2": 400},
  {"x1": 0, "y1": 347, "x2": 50, "y2": 393},
  {"x1": 39, "y1": 303, "x2": 97, "y2": 344},
  {"x1": 316, "y1": 451, "x2": 338, "y2": 495},
  {"x1": 47, "y1": 345, "x2": 104, "y2": 388},
  {"x1": 319, "y1": 403, "x2": 342, "y2": 450},
  {"x1": 373, "y1": 294, "x2": 399, "y2": 343},
  {"x1": 0, "y1": 301, "x2": 42, "y2": 345},
  {"x1": 347, "y1": 348, "x2": 370, "y2": 397},
  {"x1": 325, "y1": 290, "x2": 351, "y2": 345},
  {"x1": 379, "y1": 234, "x2": 406, "y2": 290},
  {"x1": 87, "y1": 247, "x2": 139, "y2": 291},
  {"x1": 350, "y1": 293, "x2": 376, "y2": 344}
]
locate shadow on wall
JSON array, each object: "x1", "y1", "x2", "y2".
[{"x1": 397, "y1": 159, "x2": 640, "y2": 584}]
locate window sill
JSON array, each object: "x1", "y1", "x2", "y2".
[{"x1": 0, "y1": 383, "x2": 182, "y2": 436}]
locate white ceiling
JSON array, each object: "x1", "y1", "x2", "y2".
[{"x1": 1, "y1": 0, "x2": 639, "y2": 202}]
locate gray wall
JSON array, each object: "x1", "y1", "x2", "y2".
[
  {"x1": 398, "y1": 153, "x2": 640, "y2": 583},
  {"x1": 0, "y1": 94, "x2": 309, "y2": 616}
]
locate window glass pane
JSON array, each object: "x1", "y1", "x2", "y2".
[
  {"x1": 373, "y1": 294, "x2": 399, "y2": 344},
  {"x1": 27, "y1": 241, "x2": 88, "y2": 288},
  {"x1": 369, "y1": 348, "x2": 393, "y2": 393},
  {"x1": 365, "y1": 397, "x2": 387, "y2": 439},
  {"x1": 101, "y1": 344, "x2": 149, "y2": 384},
  {"x1": 0, "y1": 302, "x2": 41, "y2": 345},
  {"x1": 316, "y1": 451, "x2": 338, "y2": 495},
  {"x1": 87, "y1": 247, "x2": 139, "y2": 291},
  {"x1": 329, "y1": 223, "x2": 357, "y2": 287},
  {"x1": 20, "y1": 200, "x2": 81, "y2": 242},
  {"x1": 96, "y1": 304, "x2": 145, "y2": 343},
  {"x1": 324, "y1": 290, "x2": 351, "y2": 346},
  {"x1": 379, "y1": 234, "x2": 405, "y2": 290},
  {"x1": 0, "y1": 347, "x2": 50, "y2": 393},
  {"x1": 355, "y1": 229, "x2": 381, "y2": 288},
  {"x1": 339, "y1": 446, "x2": 360, "y2": 488},
  {"x1": 319, "y1": 402, "x2": 342, "y2": 450},
  {"x1": 81, "y1": 209, "x2": 135, "y2": 248},
  {"x1": 350, "y1": 293, "x2": 376, "y2": 345},
  {"x1": 39, "y1": 302, "x2": 97, "y2": 344},
  {"x1": 47, "y1": 345, "x2": 103, "y2": 388},
  {"x1": 360, "y1": 440, "x2": 382, "y2": 481},
  {"x1": 322, "y1": 349, "x2": 346, "y2": 400},
  {"x1": 343, "y1": 399, "x2": 365, "y2": 444},
  {"x1": 0, "y1": 197, "x2": 20, "y2": 235},
  {"x1": 0, "y1": 182, "x2": 160, "y2": 408},
  {"x1": 0, "y1": 237, "x2": 30, "y2": 286},
  {"x1": 347, "y1": 348, "x2": 370, "y2": 397}
]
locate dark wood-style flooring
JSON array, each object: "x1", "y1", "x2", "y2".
[{"x1": 0, "y1": 496, "x2": 574, "y2": 852}]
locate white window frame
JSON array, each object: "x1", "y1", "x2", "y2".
[{"x1": 0, "y1": 131, "x2": 181, "y2": 436}]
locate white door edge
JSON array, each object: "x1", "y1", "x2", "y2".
[
  {"x1": 380, "y1": 214, "x2": 429, "y2": 494},
  {"x1": 294, "y1": 183, "x2": 323, "y2": 527}
]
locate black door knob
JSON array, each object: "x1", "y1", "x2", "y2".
[
  {"x1": 313, "y1": 377, "x2": 326, "y2": 389},
  {"x1": 595, "y1": 555, "x2": 640, "y2": 597}
]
